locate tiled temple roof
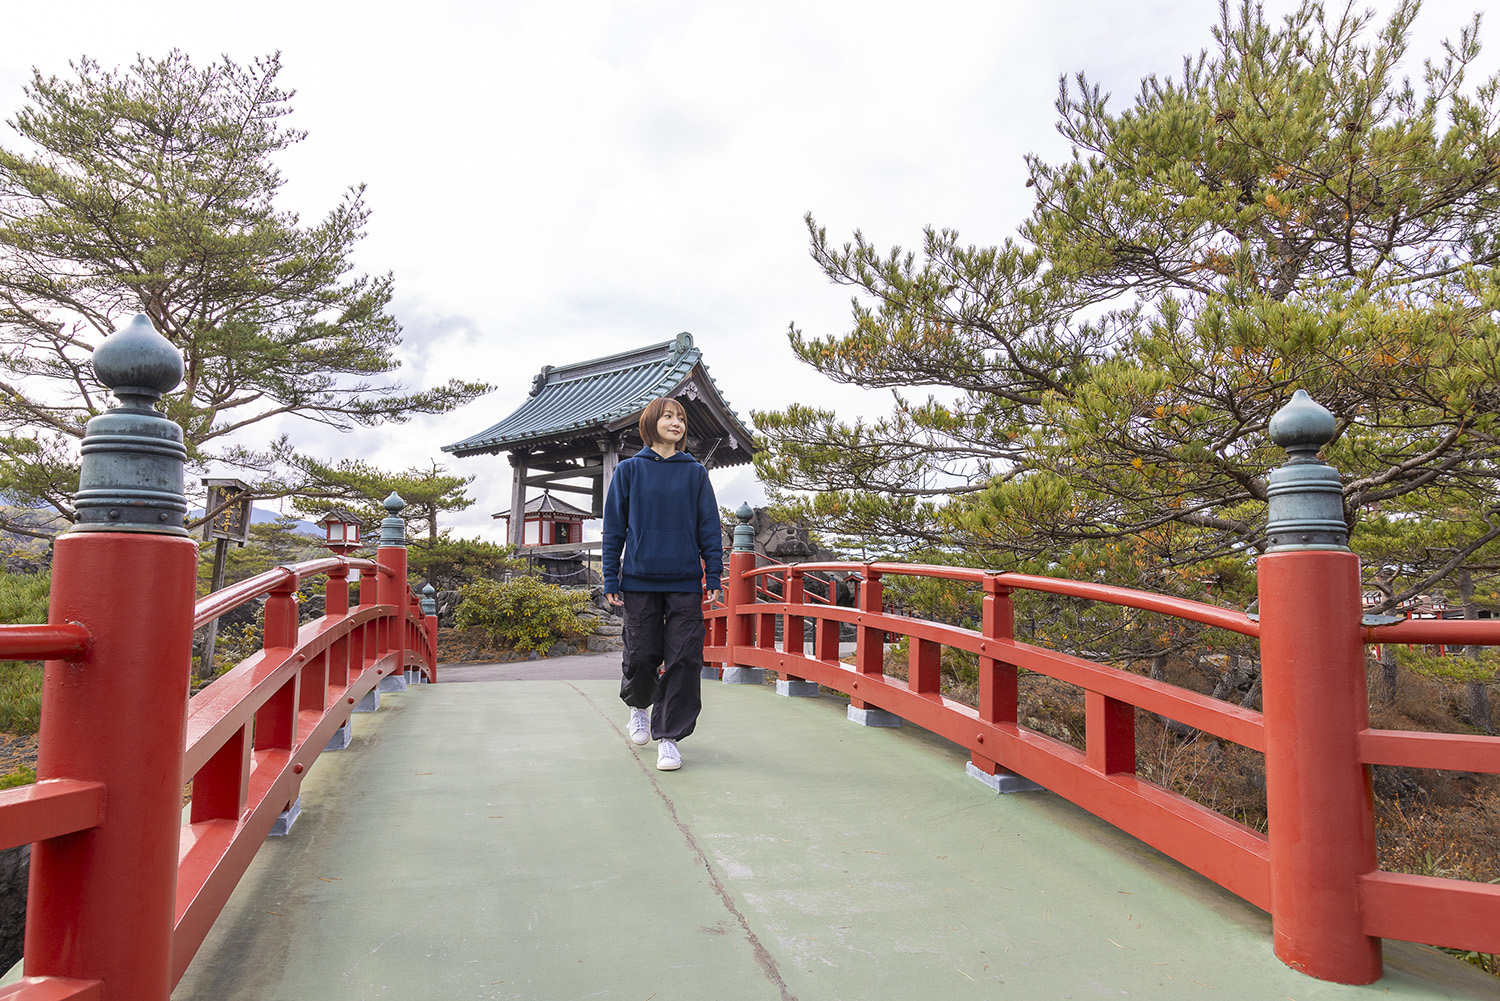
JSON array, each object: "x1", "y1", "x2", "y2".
[{"x1": 442, "y1": 332, "x2": 753, "y2": 466}]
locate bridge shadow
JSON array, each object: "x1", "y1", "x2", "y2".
[{"x1": 171, "y1": 671, "x2": 1495, "y2": 1000}]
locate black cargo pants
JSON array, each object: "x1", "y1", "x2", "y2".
[{"x1": 619, "y1": 590, "x2": 704, "y2": 742}]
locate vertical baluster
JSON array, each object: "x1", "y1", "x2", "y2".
[
  {"x1": 724, "y1": 503, "x2": 755, "y2": 656},
  {"x1": 191, "y1": 725, "x2": 250, "y2": 823},
  {"x1": 909, "y1": 636, "x2": 941, "y2": 695},
  {"x1": 1085, "y1": 693, "x2": 1136, "y2": 775},
  {"x1": 970, "y1": 578, "x2": 1038, "y2": 792},
  {"x1": 326, "y1": 564, "x2": 351, "y2": 690},
  {"x1": 852, "y1": 568, "x2": 884, "y2": 700},
  {"x1": 847, "y1": 569, "x2": 900, "y2": 727},
  {"x1": 776, "y1": 571, "x2": 819, "y2": 697},
  {"x1": 783, "y1": 571, "x2": 805, "y2": 658},
  {"x1": 978, "y1": 577, "x2": 1017, "y2": 731}
]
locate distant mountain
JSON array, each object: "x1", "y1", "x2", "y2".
[
  {"x1": 1, "y1": 503, "x2": 320, "y2": 544},
  {"x1": 188, "y1": 506, "x2": 321, "y2": 537},
  {"x1": 249, "y1": 506, "x2": 321, "y2": 534}
]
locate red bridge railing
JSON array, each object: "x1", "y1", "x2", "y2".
[
  {"x1": 704, "y1": 527, "x2": 1500, "y2": 985},
  {"x1": 0, "y1": 314, "x2": 438, "y2": 1001},
  {"x1": 707, "y1": 390, "x2": 1500, "y2": 988},
  {"x1": 0, "y1": 530, "x2": 435, "y2": 1001}
]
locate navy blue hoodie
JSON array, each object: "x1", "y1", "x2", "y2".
[{"x1": 602, "y1": 448, "x2": 723, "y2": 594}]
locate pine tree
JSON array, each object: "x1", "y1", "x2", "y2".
[
  {"x1": 756, "y1": 0, "x2": 1500, "y2": 696},
  {"x1": 760, "y1": 0, "x2": 1500, "y2": 590},
  {"x1": 0, "y1": 51, "x2": 490, "y2": 536},
  {"x1": 290, "y1": 457, "x2": 518, "y2": 588}
]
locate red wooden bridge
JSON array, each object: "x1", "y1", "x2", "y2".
[{"x1": 0, "y1": 318, "x2": 1496, "y2": 998}]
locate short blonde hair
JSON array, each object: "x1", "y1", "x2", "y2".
[{"x1": 638, "y1": 397, "x2": 687, "y2": 448}]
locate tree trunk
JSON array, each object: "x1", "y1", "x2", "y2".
[
  {"x1": 1151, "y1": 653, "x2": 1196, "y2": 737},
  {"x1": 1456, "y1": 570, "x2": 1494, "y2": 734},
  {"x1": 1468, "y1": 681, "x2": 1494, "y2": 735},
  {"x1": 1378, "y1": 645, "x2": 1398, "y2": 706}
]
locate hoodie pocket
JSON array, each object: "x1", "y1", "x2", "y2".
[{"x1": 627, "y1": 529, "x2": 698, "y2": 579}]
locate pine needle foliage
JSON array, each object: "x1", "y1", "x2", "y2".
[
  {"x1": 0, "y1": 51, "x2": 490, "y2": 536},
  {"x1": 758, "y1": 0, "x2": 1500, "y2": 648}
]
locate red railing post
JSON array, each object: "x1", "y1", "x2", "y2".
[
  {"x1": 256, "y1": 574, "x2": 301, "y2": 756},
  {"x1": 848, "y1": 568, "x2": 901, "y2": 726},
  {"x1": 854, "y1": 568, "x2": 884, "y2": 684},
  {"x1": 909, "y1": 637, "x2": 941, "y2": 695},
  {"x1": 970, "y1": 578, "x2": 1040, "y2": 791},
  {"x1": 1085, "y1": 693, "x2": 1136, "y2": 775},
  {"x1": 326, "y1": 564, "x2": 351, "y2": 690},
  {"x1": 783, "y1": 571, "x2": 805, "y2": 659},
  {"x1": 1258, "y1": 391, "x2": 1381, "y2": 984},
  {"x1": 422, "y1": 584, "x2": 439, "y2": 682},
  {"x1": 724, "y1": 504, "x2": 756, "y2": 657},
  {"x1": 358, "y1": 562, "x2": 377, "y2": 675},
  {"x1": 26, "y1": 314, "x2": 196, "y2": 998},
  {"x1": 775, "y1": 569, "x2": 820, "y2": 697},
  {"x1": 720, "y1": 503, "x2": 762, "y2": 686},
  {"x1": 375, "y1": 492, "x2": 409, "y2": 692}
]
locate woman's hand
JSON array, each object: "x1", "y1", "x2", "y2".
[
  {"x1": 705, "y1": 589, "x2": 722, "y2": 603},
  {"x1": 605, "y1": 592, "x2": 623, "y2": 606}
]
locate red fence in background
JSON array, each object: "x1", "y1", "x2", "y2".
[
  {"x1": 0, "y1": 531, "x2": 435, "y2": 1001},
  {"x1": 705, "y1": 539, "x2": 1500, "y2": 985}
]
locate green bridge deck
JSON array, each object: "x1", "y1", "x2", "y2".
[{"x1": 171, "y1": 667, "x2": 1495, "y2": 1000}]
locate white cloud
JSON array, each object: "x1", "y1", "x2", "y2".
[{"x1": 1, "y1": 0, "x2": 1493, "y2": 540}]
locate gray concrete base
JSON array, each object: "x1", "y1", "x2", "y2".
[
  {"x1": 722, "y1": 666, "x2": 765, "y2": 685},
  {"x1": 378, "y1": 674, "x2": 408, "y2": 693},
  {"x1": 847, "y1": 705, "x2": 902, "y2": 727},
  {"x1": 353, "y1": 688, "x2": 380, "y2": 713},
  {"x1": 776, "y1": 679, "x2": 819, "y2": 698},
  {"x1": 324, "y1": 719, "x2": 352, "y2": 751},
  {"x1": 700, "y1": 665, "x2": 720, "y2": 680},
  {"x1": 966, "y1": 760, "x2": 1044, "y2": 794},
  {"x1": 269, "y1": 797, "x2": 302, "y2": 837}
]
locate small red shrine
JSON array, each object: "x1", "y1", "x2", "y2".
[{"x1": 493, "y1": 490, "x2": 592, "y2": 549}]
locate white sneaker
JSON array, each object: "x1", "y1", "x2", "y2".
[
  {"x1": 628, "y1": 708, "x2": 650, "y2": 746},
  {"x1": 657, "y1": 738, "x2": 682, "y2": 771}
]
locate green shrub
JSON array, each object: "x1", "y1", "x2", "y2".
[
  {"x1": 0, "y1": 571, "x2": 49, "y2": 734},
  {"x1": 0, "y1": 765, "x2": 35, "y2": 789},
  {"x1": 454, "y1": 577, "x2": 590, "y2": 653},
  {"x1": 0, "y1": 571, "x2": 49, "y2": 625},
  {"x1": 0, "y1": 663, "x2": 43, "y2": 734}
]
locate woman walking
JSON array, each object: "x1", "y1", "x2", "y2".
[{"x1": 602, "y1": 397, "x2": 723, "y2": 770}]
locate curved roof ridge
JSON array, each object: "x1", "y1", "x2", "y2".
[{"x1": 442, "y1": 331, "x2": 753, "y2": 467}]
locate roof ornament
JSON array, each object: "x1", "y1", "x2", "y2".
[
  {"x1": 529, "y1": 365, "x2": 554, "y2": 398},
  {"x1": 670, "y1": 331, "x2": 693, "y2": 362}
]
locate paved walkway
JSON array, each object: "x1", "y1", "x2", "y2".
[{"x1": 170, "y1": 661, "x2": 1496, "y2": 1000}]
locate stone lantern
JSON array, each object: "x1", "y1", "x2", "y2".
[{"x1": 316, "y1": 509, "x2": 365, "y2": 556}]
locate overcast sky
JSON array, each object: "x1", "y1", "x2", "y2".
[{"x1": 1, "y1": 1, "x2": 1491, "y2": 542}]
